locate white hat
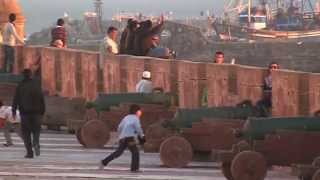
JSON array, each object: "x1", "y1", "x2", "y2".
[{"x1": 142, "y1": 71, "x2": 151, "y2": 79}]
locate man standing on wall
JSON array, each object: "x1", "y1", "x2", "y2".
[
  {"x1": 12, "y1": 69, "x2": 45, "y2": 158},
  {"x1": 2, "y1": 13, "x2": 25, "y2": 73}
]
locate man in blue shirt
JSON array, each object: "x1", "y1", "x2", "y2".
[{"x1": 99, "y1": 104, "x2": 145, "y2": 172}]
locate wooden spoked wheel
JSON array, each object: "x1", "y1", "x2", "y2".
[
  {"x1": 313, "y1": 157, "x2": 320, "y2": 168},
  {"x1": 231, "y1": 151, "x2": 267, "y2": 180},
  {"x1": 76, "y1": 127, "x2": 84, "y2": 146},
  {"x1": 159, "y1": 136, "x2": 193, "y2": 168},
  {"x1": 222, "y1": 162, "x2": 234, "y2": 180},
  {"x1": 81, "y1": 120, "x2": 110, "y2": 148},
  {"x1": 313, "y1": 169, "x2": 320, "y2": 180}
]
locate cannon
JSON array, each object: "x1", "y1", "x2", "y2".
[
  {"x1": 156, "y1": 105, "x2": 257, "y2": 168},
  {"x1": 211, "y1": 117, "x2": 320, "y2": 180},
  {"x1": 44, "y1": 96, "x2": 87, "y2": 131},
  {"x1": 94, "y1": 93, "x2": 173, "y2": 111},
  {"x1": 0, "y1": 73, "x2": 22, "y2": 83},
  {"x1": 76, "y1": 93, "x2": 176, "y2": 148}
]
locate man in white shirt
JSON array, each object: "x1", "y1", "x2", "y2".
[
  {"x1": 2, "y1": 13, "x2": 25, "y2": 73},
  {"x1": 99, "y1": 104, "x2": 145, "y2": 172},
  {"x1": 0, "y1": 100, "x2": 21, "y2": 147},
  {"x1": 99, "y1": 26, "x2": 119, "y2": 69},
  {"x1": 136, "y1": 71, "x2": 153, "y2": 93}
]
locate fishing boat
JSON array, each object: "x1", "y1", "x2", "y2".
[{"x1": 213, "y1": 0, "x2": 320, "y2": 40}]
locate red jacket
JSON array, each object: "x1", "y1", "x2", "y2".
[{"x1": 51, "y1": 26, "x2": 67, "y2": 47}]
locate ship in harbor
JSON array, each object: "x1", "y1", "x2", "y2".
[{"x1": 212, "y1": 0, "x2": 320, "y2": 40}]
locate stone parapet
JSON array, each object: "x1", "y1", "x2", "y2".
[{"x1": 1, "y1": 45, "x2": 320, "y2": 116}]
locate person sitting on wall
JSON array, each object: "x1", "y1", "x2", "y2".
[
  {"x1": 136, "y1": 71, "x2": 153, "y2": 93},
  {"x1": 214, "y1": 51, "x2": 225, "y2": 64},
  {"x1": 256, "y1": 62, "x2": 280, "y2": 117},
  {"x1": 147, "y1": 35, "x2": 171, "y2": 59},
  {"x1": 50, "y1": 18, "x2": 67, "y2": 48}
]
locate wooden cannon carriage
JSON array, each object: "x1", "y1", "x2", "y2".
[
  {"x1": 76, "y1": 92, "x2": 176, "y2": 148},
  {"x1": 292, "y1": 157, "x2": 320, "y2": 180},
  {"x1": 211, "y1": 117, "x2": 320, "y2": 180},
  {"x1": 153, "y1": 105, "x2": 258, "y2": 168}
]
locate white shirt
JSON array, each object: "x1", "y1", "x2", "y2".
[
  {"x1": 118, "y1": 114, "x2": 144, "y2": 140},
  {"x1": 99, "y1": 35, "x2": 119, "y2": 69},
  {"x1": 0, "y1": 106, "x2": 20, "y2": 123},
  {"x1": 2, "y1": 22, "x2": 24, "y2": 46},
  {"x1": 100, "y1": 36, "x2": 118, "y2": 55},
  {"x1": 136, "y1": 79, "x2": 153, "y2": 93}
]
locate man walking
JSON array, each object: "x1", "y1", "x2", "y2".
[
  {"x1": 99, "y1": 104, "x2": 146, "y2": 172},
  {"x1": 12, "y1": 69, "x2": 45, "y2": 158},
  {"x1": 2, "y1": 13, "x2": 25, "y2": 73}
]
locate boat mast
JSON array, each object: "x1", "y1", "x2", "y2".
[{"x1": 248, "y1": 0, "x2": 252, "y2": 23}]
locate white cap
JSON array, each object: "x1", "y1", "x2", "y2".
[{"x1": 142, "y1": 71, "x2": 151, "y2": 79}]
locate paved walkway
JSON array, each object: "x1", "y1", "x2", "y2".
[{"x1": 0, "y1": 131, "x2": 298, "y2": 180}]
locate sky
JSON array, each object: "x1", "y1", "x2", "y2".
[{"x1": 19, "y1": 0, "x2": 225, "y2": 34}]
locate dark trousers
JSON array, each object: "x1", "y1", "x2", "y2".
[
  {"x1": 21, "y1": 114, "x2": 42, "y2": 156},
  {"x1": 256, "y1": 97, "x2": 272, "y2": 117},
  {"x1": 3, "y1": 45, "x2": 14, "y2": 73},
  {"x1": 102, "y1": 137, "x2": 139, "y2": 171}
]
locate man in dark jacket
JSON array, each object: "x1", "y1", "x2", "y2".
[
  {"x1": 119, "y1": 19, "x2": 139, "y2": 55},
  {"x1": 12, "y1": 69, "x2": 45, "y2": 158},
  {"x1": 133, "y1": 16, "x2": 164, "y2": 56}
]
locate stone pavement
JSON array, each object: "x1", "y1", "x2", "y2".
[{"x1": 0, "y1": 131, "x2": 298, "y2": 180}]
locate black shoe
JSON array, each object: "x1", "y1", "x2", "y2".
[
  {"x1": 131, "y1": 169, "x2": 143, "y2": 173},
  {"x1": 34, "y1": 145, "x2": 40, "y2": 156},
  {"x1": 24, "y1": 154, "x2": 34, "y2": 159},
  {"x1": 3, "y1": 143, "x2": 13, "y2": 147},
  {"x1": 98, "y1": 161, "x2": 105, "y2": 170}
]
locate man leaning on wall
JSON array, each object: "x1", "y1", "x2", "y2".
[{"x1": 99, "y1": 26, "x2": 119, "y2": 69}]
